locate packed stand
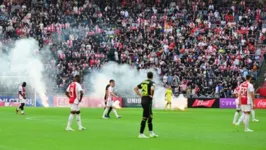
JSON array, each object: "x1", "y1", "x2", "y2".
[{"x1": 0, "y1": 0, "x2": 265, "y2": 98}]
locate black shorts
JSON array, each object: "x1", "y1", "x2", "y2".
[{"x1": 141, "y1": 97, "x2": 152, "y2": 118}]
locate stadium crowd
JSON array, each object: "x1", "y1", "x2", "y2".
[{"x1": 0, "y1": 0, "x2": 266, "y2": 98}]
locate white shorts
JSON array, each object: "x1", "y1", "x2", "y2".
[
  {"x1": 235, "y1": 99, "x2": 240, "y2": 110},
  {"x1": 106, "y1": 100, "x2": 113, "y2": 107},
  {"x1": 241, "y1": 104, "x2": 252, "y2": 112},
  {"x1": 70, "y1": 104, "x2": 80, "y2": 111},
  {"x1": 20, "y1": 99, "x2": 26, "y2": 103}
]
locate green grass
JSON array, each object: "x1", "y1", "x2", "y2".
[{"x1": 0, "y1": 107, "x2": 265, "y2": 150}]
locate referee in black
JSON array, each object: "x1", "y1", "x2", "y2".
[{"x1": 134, "y1": 72, "x2": 158, "y2": 138}]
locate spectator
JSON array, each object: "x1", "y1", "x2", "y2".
[{"x1": 0, "y1": 0, "x2": 265, "y2": 98}]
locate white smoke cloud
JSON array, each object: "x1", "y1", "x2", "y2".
[
  {"x1": 85, "y1": 62, "x2": 166, "y2": 109},
  {"x1": 0, "y1": 38, "x2": 49, "y2": 107},
  {"x1": 85, "y1": 62, "x2": 188, "y2": 109},
  {"x1": 0, "y1": 39, "x2": 188, "y2": 109}
]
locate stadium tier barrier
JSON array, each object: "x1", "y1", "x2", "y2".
[{"x1": 0, "y1": 96, "x2": 265, "y2": 109}]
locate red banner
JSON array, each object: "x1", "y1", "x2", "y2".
[
  {"x1": 192, "y1": 99, "x2": 215, "y2": 108},
  {"x1": 254, "y1": 99, "x2": 266, "y2": 109},
  {"x1": 53, "y1": 96, "x2": 122, "y2": 108}
]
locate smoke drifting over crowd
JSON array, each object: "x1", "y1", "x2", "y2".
[
  {"x1": 0, "y1": 38, "x2": 49, "y2": 107},
  {"x1": 0, "y1": 38, "x2": 186, "y2": 109}
]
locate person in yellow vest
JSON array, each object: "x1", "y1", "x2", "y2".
[{"x1": 164, "y1": 85, "x2": 173, "y2": 110}]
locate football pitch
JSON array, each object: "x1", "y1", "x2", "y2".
[{"x1": 0, "y1": 107, "x2": 265, "y2": 150}]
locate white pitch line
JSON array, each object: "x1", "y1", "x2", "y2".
[
  {"x1": 25, "y1": 116, "x2": 64, "y2": 123},
  {"x1": 25, "y1": 117, "x2": 36, "y2": 120}
]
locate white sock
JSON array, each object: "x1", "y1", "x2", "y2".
[
  {"x1": 149, "y1": 131, "x2": 154, "y2": 134},
  {"x1": 233, "y1": 111, "x2": 239, "y2": 124},
  {"x1": 21, "y1": 110, "x2": 24, "y2": 114},
  {"x1": 113, "y1": 109, "x2": 119, "y2": 118},
  {"x1": 244, "y1": 114, "x2": 250, "y2": 130},
  {"x1": 236, "y1": 113, "x2": 244, "y2": 125},
  {"x1": 67, "y1": 114, "x2": 74, "y2": 128},
  {"x1": 102, "y1": 108, "x2": 108, "y2": 117},
  {"x1": 76, "y1": 114, "x2": 82, "y2": 128},
  {"x1": 251, "y1": 109, "x2": 256, "y2": 120}
]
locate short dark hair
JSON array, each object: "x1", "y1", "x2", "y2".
[
  {"x1": 74, "y1": 75, "x2": 81, "y2": 82},
  {"x1": 246, "y1": 75, "x2": 251, "y2": 80},
  {"x1": 147, "y1": 72, "x2": 153, "y2": 79},
  {"x1": 110, "y1": 79, "x2": 115, "y2": 83}
]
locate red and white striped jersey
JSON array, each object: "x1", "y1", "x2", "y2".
[
  {"x1": 66, "y1": 82, "x2": 83, "y2": 104},
  {"x1": 18, "y1": 85, "x2": 25, "y2": 99},
  {"x1": 239, "y1": 81, "x2": 254, "y2": 105}
]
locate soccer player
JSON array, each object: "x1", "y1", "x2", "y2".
[
  {"x1": 65, "y1": 75, "x2": 85, "y2": 131},
  {"x1": 235, "y1": 81, "x2": 259, "y2": 127},
  {"x1": 250, "y1": 82, "x2": 259, "y2": 122},
  {"x1": 232, "y1": 86, "x2": 242, "y2": 125},
  {"x1": 16, "y1": 82, "x2": 27, "y2": 115},
  {"x1": 236, "y1": 75, "x2": 254, "y2": 132},
  {"x1": 103, "y1": 80, "x2": 113, "y2": 118},
  {"x1": 134, "y1": 72, "x2": 158, "y2": 138},
  {"x1": 102, "y1": 80, "x2": 121, "y2": 119},
  {"x1": 164, "y1": 85, "x2": 172, "y2": 110}
]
